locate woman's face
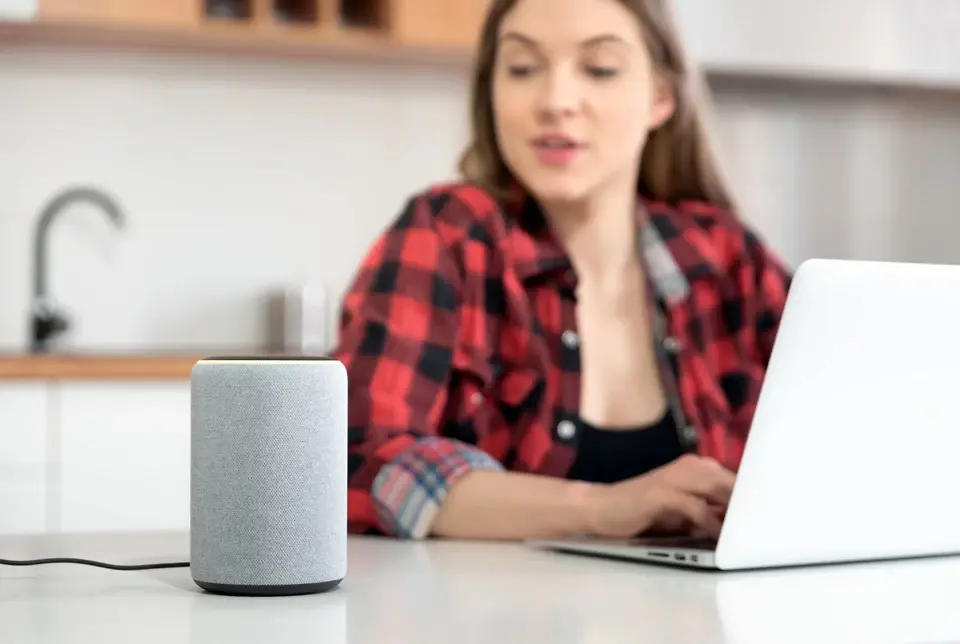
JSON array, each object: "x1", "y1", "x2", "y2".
[{"x1": 491, "y1": 0, "x2": 675, "y2": 205}]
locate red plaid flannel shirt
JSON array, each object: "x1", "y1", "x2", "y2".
[{"x1": 332, "y1": 182, "x2": 792, "y2": 538}]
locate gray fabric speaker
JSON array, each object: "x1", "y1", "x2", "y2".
[{"x1": 189, "y1": 356, "x2": 347, "y2": 596}]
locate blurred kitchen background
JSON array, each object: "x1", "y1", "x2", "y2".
[
  {"x1": 2, "y1": 0, "x2": 960, "y2": 354},
  {"x1": 0, "y1": 0, "x2": 960, "y2": 350},
  {"x1": 3, "y1": 0, "x2": 960, "y2": 535}
]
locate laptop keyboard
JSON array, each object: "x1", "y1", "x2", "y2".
[{"x1": 633, "y1": 536, "x2": 718, "y2": 550}]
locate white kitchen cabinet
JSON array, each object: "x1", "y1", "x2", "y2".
[
  {"x1": 674, "y1": 0, "x2": 901, "y2": 80},
  {"x1": 56, "y1": 381, "x2": 191, "y2": 533},
  {"x1": 0, "y1": 382, "x2": 50, "y2": 535},
  {"x1": 0, "y1": 0, "x2": 37, "y2": 21},
  {"x1": 895, "y1": 0, "x2": 960, "y2": 85},
  {"x1": 674, "y1": 0, "x2": 960, "y2": 87}
]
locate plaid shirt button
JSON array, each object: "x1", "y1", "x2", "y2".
[
  {"x1": 663, "y1": 336, "x2": 683, "y2": 353},
  {"x1": 681, "y1": 424, "x2": 698, "y2": 445},
  {"x1": 556, "y1": 420, "x2": 577, "y2": 441},
  {"x1": 561, "y1": 329, "x2": 579, "y2": 348}
]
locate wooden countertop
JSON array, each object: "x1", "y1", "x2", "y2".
[{"x1": 0, "y1": 351, "x2": 304, "y2": 381}]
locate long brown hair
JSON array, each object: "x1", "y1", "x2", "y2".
[{"x1": 458, "y1": 0, "x2": 735, "y2": 209}]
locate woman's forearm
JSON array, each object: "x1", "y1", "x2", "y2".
[{"x1": 429, "y1": 470, "x2": 602, "y2": 540}]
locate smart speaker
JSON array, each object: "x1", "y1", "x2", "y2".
[{"x1": 190, "y1": 356, "x2": 347, "y2": 596}]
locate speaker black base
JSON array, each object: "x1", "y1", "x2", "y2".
[{"x1": 194, "y1": 577, "x2": 343, "y2": 596}]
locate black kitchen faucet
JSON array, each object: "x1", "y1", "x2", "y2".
[{"x1": 30, "y1": 186, "x2": 126, "y2": 353}]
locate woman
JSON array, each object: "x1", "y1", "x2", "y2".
[{"x1": 332, "y1": 0, "x2": 791, "y2": 542}]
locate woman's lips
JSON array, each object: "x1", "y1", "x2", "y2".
[{"x1": 531, "y1": 134, "x2": 584, "y2": 167}]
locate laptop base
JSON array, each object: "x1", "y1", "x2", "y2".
[{"x1": 528, "y1": 536, "x2": 719, "y2": 570}]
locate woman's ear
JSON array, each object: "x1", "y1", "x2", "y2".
[{"x1": 648, "y1": 74, "x2": 677, "y2": 130}]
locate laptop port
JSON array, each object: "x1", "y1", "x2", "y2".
[
  {"x1": 648, "y1": 551, "x2": 670, "y2": 558},
  {"x1": 691, "y1": 554, "x2": 699, "y2": 563},
  {"x1": 673, "y1": 553, "x2": 686, "y2": 561}
]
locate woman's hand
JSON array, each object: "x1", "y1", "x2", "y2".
[{"x1": 583, "y1": 454, "x2": 736, "y2": 539}]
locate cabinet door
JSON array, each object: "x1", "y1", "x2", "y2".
[
  {"x1": 38, "y1": 0, "x2": 200, "y2": 28},
  {"x1": 57, "y1": 381, "x2": 191, "y2": 533},
  {"x1": 0, "y1": 383, "x2": 51, "y2": 535},
  {"x1": 672, "y1": 0, "x2": 901, "y2": 78},
  {"x1": 388, "y1": 0, "x2": 491, "y2": 49}
]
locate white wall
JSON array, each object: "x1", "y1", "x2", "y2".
[
  {"x1": 4, "y1": 43, "x2": 960, "y2": 355},
  {"x1": 0, "y1": 46, "x2": 470, "y2": 353},
  {"x1": 708, "y1": 78, "x2": 960, "y2": 268}
]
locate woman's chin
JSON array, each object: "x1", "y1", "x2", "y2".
[{"x1": 522, "y1": 176, "x2": 592, "y2": 205}]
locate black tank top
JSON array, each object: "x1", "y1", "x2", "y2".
[{"x1": 566, "y1": 411, "x2": 685, "y2": 484}]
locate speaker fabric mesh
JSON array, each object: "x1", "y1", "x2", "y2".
[{"x1": 190, "y1": 359, "x2": 347, "y2": 590}]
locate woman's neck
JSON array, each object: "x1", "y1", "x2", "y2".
[{"x1": 542, "y1": 188, "x2": 640, "y2": 279}]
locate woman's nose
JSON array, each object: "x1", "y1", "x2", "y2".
[{"x1": 535, "y1": 68, "x2": 581, "y2": 117}]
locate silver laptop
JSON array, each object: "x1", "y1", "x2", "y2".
[{"x1": 529, "y1": 258, "x2": 960, "y2": 571}]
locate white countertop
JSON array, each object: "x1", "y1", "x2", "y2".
[{"x1": 3, "y1": 531, "x2": 960, "y2": 643}]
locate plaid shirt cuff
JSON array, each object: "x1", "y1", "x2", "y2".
[{"x1": 370, "y1": 436, "x2": 505, "y2": 539}]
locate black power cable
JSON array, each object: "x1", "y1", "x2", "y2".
[{"x1": 0, "y1": 557, "x2": 189, "y2": 571}]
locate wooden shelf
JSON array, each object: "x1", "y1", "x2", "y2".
[
  {"x1": 338, "y1": 0, "x2": 388, "y2": 30},
  {"x1": 0, "y1": 0, "x2": 484, "y2": 68},
  {"x1": 0, "y1": 19, "x2": 471, "y2": 67},
  {"x1": 0, "y1": 350, "x2": 324, "y2": 381},
  {"x1": 0, "y1": 354, "x2": 207, "y2": 381}
]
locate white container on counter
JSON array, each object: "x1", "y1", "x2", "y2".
[{"x1": 282, "y1": 283, "x2": 329, "y2": 355}]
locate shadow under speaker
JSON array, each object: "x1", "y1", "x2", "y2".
[{"x1": 190, "y1": 356, "x2": 347, "y2": 596}]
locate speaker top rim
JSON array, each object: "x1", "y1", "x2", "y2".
[{"x1": 194, "y1": 356, "x2": 342, "y2": 365}]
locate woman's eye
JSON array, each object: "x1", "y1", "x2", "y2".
[
  {"x1": 586, "y1": 66, "x2": 619, "y2": 79},
  {"x1": 507, "y1": 65, "x2": 536, "y2": 77}
]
